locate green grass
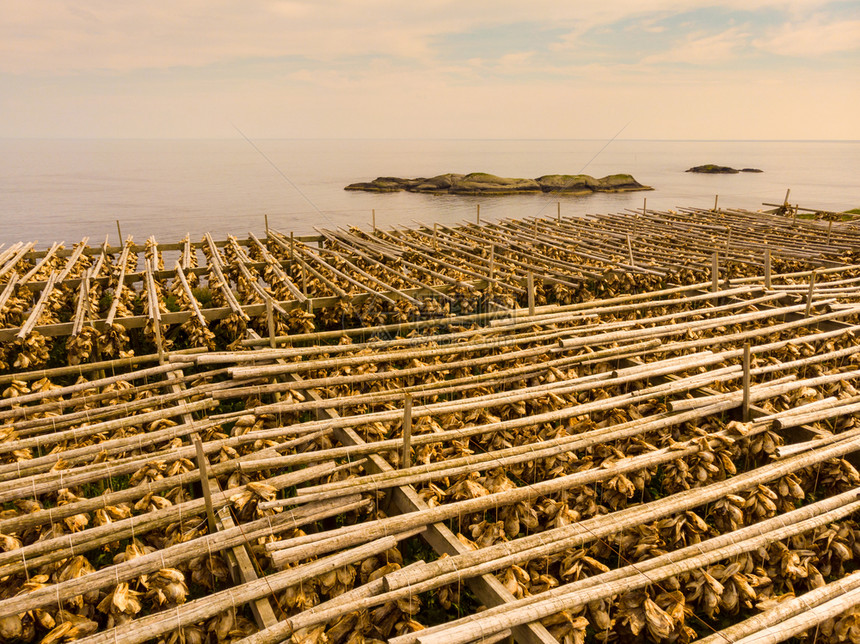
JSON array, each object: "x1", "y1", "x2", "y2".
[{"x1": 192, "y1": 286, "x2": 214, "y2": 308}]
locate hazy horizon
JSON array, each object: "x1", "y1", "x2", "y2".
[{"x1": 2, "y1": 136, "x2": 860, "y2": 142}]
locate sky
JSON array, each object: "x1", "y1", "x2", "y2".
[{"x1": 1, "y1": 1, "x2": 859, "y2": 140}]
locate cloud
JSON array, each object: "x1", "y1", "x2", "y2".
[
  {"x1": 641, "y1": 27, "x2": 750, "y2": 65},
  {"x1": 753, "y1": 18, "x2": 860, "y2": 56},
  {"x1": 2, "y1": 1, "x2": 851, "y2": 74}
]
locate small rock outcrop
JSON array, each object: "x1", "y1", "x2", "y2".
[
  {"x1": 686, "y1": 165, "x2": 763, "y2": 174},
  {"x1": 345, "y1": 173, "x2": 652, "y2": 195}
]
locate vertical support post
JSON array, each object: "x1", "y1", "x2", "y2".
[
  {"x1": 642, "y1": 198, "x2": 647, "y2": 217},
  {"x1": 264, "y1": 214, "x2": 269, "y2": 239},
  {"x1": 400, "y1": 393, "x2": 413, "y2": 469},
  {"x1": 557, "y1": 202, "x2": 561, "y2": 222},
  {"x1": 266, "y1": 298, "x2": 276, "y2": 349},
  {"x1": 742, "y1": 343, "x2": 751, "y2": 422},
  {"x1": 527, "y1": 271, "x2": 535, "y2": 317},
  {"x1": 488, "y1": 246, "x2": 495, "y2": 295},
  {"x1": 711, "y1": 252, "x2": 719, "y2": 293},
  {"x1": 805, "y1": 270, "x2": 817, "y2": 317},
  {"x1": 148, "y1": 257, "x2": 164, "y2": 366},
  {"x1": 290, "y1": 232, "x2": 294, "y2": 260},
  {"x1": 477, "y1": 204, "x2": 480, "y2": 225},
  {"x1": 301, "y1": 262, "x2": 307, "y2": 296},
  {"x1": 725, "y1": 227, "x2": 732, "y2": 252},
  {"x1": 116, "y1": 220, "x2": 123, "y2": 247},
  {"x1": 626, "y1": 234, "x2": 634, "y2": 267},
  {"x1": 372, "y1": 209, "x2": 376, "y2": 232},
  {"x1": 784, "y1": 188, "x2": 791, "y2": 207},
  {"x1": 193, "y1": 435, "x2": 218, "y2": 535},
  {"x1": 433, "y1": 223, "x2": 438, "y2": 251},
  {"x1": 827, "y1": 220, "x2": 833, "y2": 245},
  {"x1": 764, "y1": 248, "x2": 772, "y2": 290},
  {"x1": 714, "y1": 194, "x2": 719, "y2": 211}
]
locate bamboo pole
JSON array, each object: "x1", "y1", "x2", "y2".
[
  {"x1": 527, "y1": 271, "x2": 535, "y2": 316},
  {"x1": 805, "y1": 269, "x2": 817, "y2": 316},
  {"x1": 255, "y1": 488, "x2": 860, "y2": 644},
  {"x1": 626, "y1": 233, "x2": 634, "y2": 267},
  {"x1": 729, "y1": 585, "x2": 860, "y2": 644},
  {"x1": 696, "y1": 572, "x2": 860, "y2": 644},
  {"x1": 7, "y1": 376, "x2": 227, "y2": 436},
  {"x1": 0, "y1": 397, "x2": 215, "y2": 461},
  {"x1": 407, "y1": 493, "x2": 860, "y2": 644},
  {"x1": 265, "y1": 297, "x2": 275, "y2": 348},
  {"x1": 266, "y1": 419, "x2": 860, "y2": 569},
  {"x1": 16, "y1": 272, "x2": 57, "y2": 339},
  {"x1": 742, "y1": 342, "x2": 751, "y2": 421},
  {"x1": 70, "y1": 532, "x2": 416, "y2": 644},
  {"x1": 0, "y1": 462, "x2": 345, "y2": 577},
  {"x1": 765, "y1": 247, "x2": 772, "y2": 289},
  {"x1": 0, "y1": 431, "x2": 335, "y2": 534},
  {"x1": 400, "y1": 393, "x2": 412, "y2": 469},
  {"x1": 711, "y1": 251, "x2": 719, "y2": 292},
  {"x1": 774, "y1": 398, "x2": 860, "y2": 432},
  {"x1": 193, "y1": 434, "x2": 217, "y2": 535},
  {"x1": 669, "y1": 369, "x2": 860, "y2": 413}
]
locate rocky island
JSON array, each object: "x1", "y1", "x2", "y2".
[
  {"x1": 345, "y1": 172, "x2": 652, "y2": 195},
  {"x1": 686, "y1": 165, "x2": 763, "y2": 174}
]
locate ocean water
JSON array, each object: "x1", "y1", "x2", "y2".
[{"x1": 0, "y1": 139, "x2": 857, "y2": 247}]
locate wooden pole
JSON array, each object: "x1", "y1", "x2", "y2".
[
  {"x1": 726, "y1": 227, "x2": 732, "y2": 253},
  {"x1": 265, "y1": 214, "x2": 269, "y2": 239},
  {"x1": 266, "y1": 298, "x2": 276, "y2": 349},
  {"x1": 742, "y1": 343, "x2": 751, "y2": 422},
  {"x1": 711, "y1": 252, "x2": 719, "y2": 293},
  {"x1": 372, "y1": 209, "x2": 376, "y2": 232},
  {"x1": 301, "y1": 262, "x2": 307, "y2": 295},
  {"x1": 527, "y1": 272, "x2": 535, "y2": 317},
  {"x1": 784, "y1": 188, "x2": 791, "y2": 206},
  {"x1": 400, "y1": 394, "x2": 413, "y2": 469},
  {"x1": 805, "y1": 270, "x2": 817, "y2": 317},
  {"x1": 476, "y1": 204, "x2": 480, "y2": 225},
  {"x1": 290, "y1": 232, "x2": 294, "y2": 260},
  {"x1": 764, "y1": 248, "x2": 772, "y2": 290},
  {"x1": 626, "y1": 234, "x2": 634, "y2": 267},
  {"x1": 557, "y1": 202, "x2": 561, "y2": 221},
  {"x1": 116, "y1": 220, "x2": 122, "y2": 246},
  {"x1": 714, "y1": 195, "x2": 719, "y2": 211},
  {"x1": 642, "y1": 198, "x2": 647, "y2": 216},
  {"x1": 488, "y1": 246, "x2": 495, "y2": 295},
  {"x1": 433, "y1": 223, "x2": 438, "y2": 251},
  {"x1": 827, "y1": 220, "x2": 833, "y2": 245},
  {"x1": 193, "y1": 435, "x2": 218, "y2": 536}
]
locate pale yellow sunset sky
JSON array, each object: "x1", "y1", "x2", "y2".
[{"x1": 2, "y1": 1, "x2": 859, "y2": 139}]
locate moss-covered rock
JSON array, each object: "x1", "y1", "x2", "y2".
[
  {"x1": 345, "y1": 171, "x2": 651, "y2": 195},
  {"x1": 686, "y1": 164, "x2": 763, "y2": 174},
  {"x1": 452, "y1": 173, "x2": 542, "y2": 195}
]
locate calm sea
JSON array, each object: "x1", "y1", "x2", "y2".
[{"x1": 0, "y1": 139, "x2": 857, "y2": 247}]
